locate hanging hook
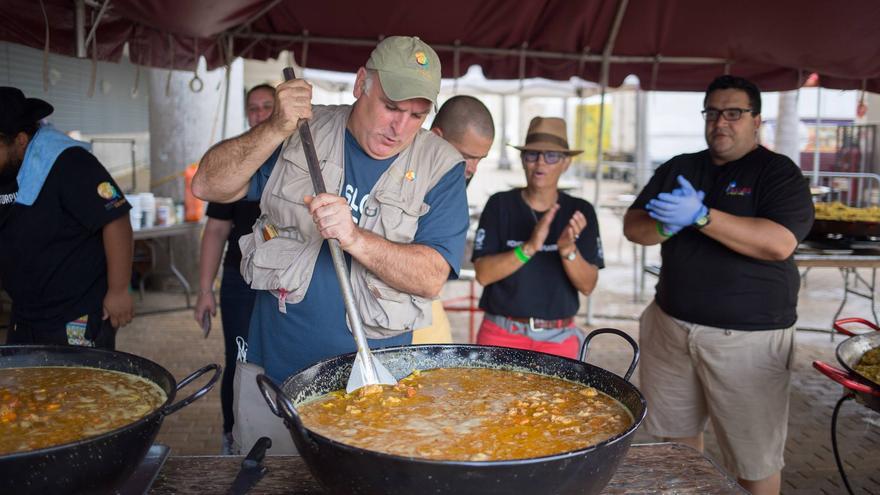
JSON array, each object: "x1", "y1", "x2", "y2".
[
  {"x1": 165, "y1": 34, "x2": 174, "y2": 97},
  {"x1": 189, "y1": 37, "x2": 204, "y2": 93},
  {"x1": 518, "y1": 42, "x2": 528, "y2": 92},
  {"x1": 301, "y1": 30, "x2": 310, "y2": 70},
  {"x1": 577, "y1": 46, "x2": 590, "y2": 81},
  {"x1": 650, "y1": 55, "x2": 661, "y2": 91},
  {"x1": 452, "y1": 39, "x2": 461, "y2": 94}
]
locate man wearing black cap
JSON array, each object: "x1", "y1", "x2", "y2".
[{"x1": 0, "y1": 87, "x2": 134, "y2": 349}]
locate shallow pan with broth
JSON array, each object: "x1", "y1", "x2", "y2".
[
  {"x1": 258, "y1": 328, "x2": 647, "y2": 495},
  {"x1": 0, "y1": 345, "x2": 220, "y2": 494},
  {"x1": 813, "y1": 318, "x2": 880, "y2": 412}
]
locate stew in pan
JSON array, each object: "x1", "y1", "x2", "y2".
[
  {"x1": 0, "y1": 366, "x2": 167, "y2": 454},
  {"x1": 298, "y1": 367, "x2": 633, "y2": 461}
]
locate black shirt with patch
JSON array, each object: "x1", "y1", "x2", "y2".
[
  {"x1": 631, "y1": 146, "x2": 814, "y2": 330},
  {"x1": 472, "y1": 189, "x2": 604, "y2": 319},
  {"x1": 0, "y1": 147, "x2": 131, "y2": 331},
  {"x1": 205, "y1": 200, "x2": 261, "y2": 269}
]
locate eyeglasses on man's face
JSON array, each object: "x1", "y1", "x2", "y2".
[
  {"x1": 701, "y1": 107, "x2": 755, "y2": 122},
  {"x1": 522, "y1": 150, "x2": 566, "y2": 165}
]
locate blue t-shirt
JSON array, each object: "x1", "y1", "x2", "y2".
[{"x1": 247, "y1": 130, "x2": 467, "y2": 381}]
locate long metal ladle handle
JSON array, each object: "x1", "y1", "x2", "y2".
[{"x1": 282, "y1": 67, "x2": 381, "y2": 385}]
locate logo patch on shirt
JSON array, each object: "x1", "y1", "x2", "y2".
[
  {"x1": 474, "y1": 228, "x2": 486, "y2": 251},
  {"x1": 97, "y1": 182, "x2": 120, "y2": 200},
  {"x1": 405, "y1": 170, "x2": 416, "y2": 182},
  {"x1": 725, "y1": 181, "x2": 752, "y2": 196}
]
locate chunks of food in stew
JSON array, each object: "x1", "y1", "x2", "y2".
[
  {"x1": 855, "y1": 346, "x2": 880, "y2": 385},
  {"x1": 298, "y1": 368, "x2": 633, "y2": 461},
  {"x1": 0, "y1": 366, "x2": 167, "y2": 454}
]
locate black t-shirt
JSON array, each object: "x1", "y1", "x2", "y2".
[
  {"x1": 631, "y1": 146, "x2": 814, "y2": 330},
  {"x1": 0, "y1": 147, "x2": 131, "y2": 330},
  {"x1": 205, "y1": 200, "x2": 261, "y2": 268},
  {"x1": 472, "y1": 189, "x2": 604, "y2": 319}
]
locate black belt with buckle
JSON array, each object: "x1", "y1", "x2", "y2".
[{"x1": 506, "y1": 316, "x2": 574, "y2": 330}]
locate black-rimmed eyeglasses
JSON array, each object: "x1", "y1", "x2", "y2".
[
  {"x1": 522, "y1": 150, "x2": 566, "y2": 164},
  {"x1": 701, "y1": 107, "x2": 755, "y2": 122}
]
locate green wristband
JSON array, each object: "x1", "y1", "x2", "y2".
[
  {"x1": 656, "y1": 221, "x2": 673, "y2": 238},
  {"x1": 514, "y1": 245, "x2": 531, "y2": 263}
]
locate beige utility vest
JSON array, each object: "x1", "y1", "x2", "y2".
[{"x1": 239, "y1": 104, "x2": 463, "y2": 338}]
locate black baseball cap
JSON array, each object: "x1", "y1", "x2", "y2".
[{"x1": 0, "y1": 87, "x2": 53, "y2": 135}]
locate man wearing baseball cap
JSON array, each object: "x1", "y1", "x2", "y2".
[
  {"x1": 194, "y1": 36, "x2": 468, "y2": 454},
  {"x1": 0, "y1": 87, "x2": 133, "y2": 349}
]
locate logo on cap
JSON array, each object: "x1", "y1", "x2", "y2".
[{"x1": 414, "y1": 52, "x2": 428, "y2": 68}]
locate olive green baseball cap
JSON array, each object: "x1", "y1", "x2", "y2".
[{"x1": 365, "y1": 36, "x2": 441, "y2": 108}]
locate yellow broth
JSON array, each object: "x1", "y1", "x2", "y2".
[
  {"x1": 298, "y1": 368, "x2": 633, "y2": 461},
  {"x1": 0, "y1": 366, "x2": 167, "y2": 454}
]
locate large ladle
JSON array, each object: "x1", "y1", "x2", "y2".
[{"x1": 282, "y1": 67, "x2": 397, "y2": 393}]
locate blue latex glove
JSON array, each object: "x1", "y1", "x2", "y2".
[
  {"x1": 645, "y1": 175, "x2": 707, "y2": 228},
  {"x1": 657, "y1": 188, "x2": 686, "y2": 236}
]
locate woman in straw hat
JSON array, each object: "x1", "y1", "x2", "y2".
[{"x1": 471, "y1": 117, "x2": 603, "y2": 358}]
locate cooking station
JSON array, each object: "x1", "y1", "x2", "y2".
[
  {"x1": 149, "y1": 443, "x2": 745, "y2": 494},
  {"x1": 795, "y1": 240, "x2": 880, "y2": 335}
]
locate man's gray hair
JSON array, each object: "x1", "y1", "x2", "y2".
[
  {"x1": 431, "y1": 95, "x2": 495, "y2": 142},
  {"x1": 362, "y1": 69, "x2": 378, "y2": 96}
]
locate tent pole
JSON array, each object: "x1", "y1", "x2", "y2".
[
  {"x1": 75, "y1": 0, "x2": 86, "y2": 58},
  {"x1": 812, "y1": 86, "x2": 822, "y2": 185},
  {"x1": 498, "y1": 95, "x2": 511, "y2": 170},
  {"x1": 586, "y1": 0, "x2": 627, "y2": 326},
  {"x1": 233, "y1": 32, "x2": 726, "y2": 67}
]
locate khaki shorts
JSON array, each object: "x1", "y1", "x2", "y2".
[
  {"x1": 232, "y1": 361, "x2": 299, "y2": 456},
  {"x1": 638, "y1": 301, "x2": 795, "y2": 481}
]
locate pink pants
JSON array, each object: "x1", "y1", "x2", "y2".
[{"x1": 476, "y1": 318, "x2": 581, "y2": 359}]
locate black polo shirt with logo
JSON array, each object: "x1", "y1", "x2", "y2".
[
  {"x1": 631, "y1": 146, "x2": 814, "y2": 330},
  {"x1": 472, "y1": 189, "x2": 605, "y2": 320},
  {"x1": 0, "y1": 147, "x2": 131, "y2": 331}
]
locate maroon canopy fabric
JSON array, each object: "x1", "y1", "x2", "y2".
[{"x1": 3, "y1": 0, "x2": 880, "y2": 92}]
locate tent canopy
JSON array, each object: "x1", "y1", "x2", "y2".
[{"x1": 4, "y1": 0, "x2": 880, "y2": 92}]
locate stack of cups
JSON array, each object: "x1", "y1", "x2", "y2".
[
  {"x1": 128, "y1": 193, "x2": 142, "y2": 230},
  {"x1": 140, "y1": 192, "x2": 156, "y2": 228}
]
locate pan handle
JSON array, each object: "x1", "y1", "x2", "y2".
[
  {"x1": 579, "y1": 328, "x2": 640, "y2": 382},
  {"x1": 813, "y1": 360, "x2": 880, "y2": 396},
  {"x1": 162, "y1": 364, "x2": 222, "y2": 416},
  {"x1": 833, "y1": 317, "x2": 880, "y2": 336},
  {"x1": 256, "y1": 374, "x2": 308, "y2": 430}
]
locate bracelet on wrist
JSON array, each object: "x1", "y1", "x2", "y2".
[
  {"x1": 655, "y1": 221, "x2": 674, "y2": 238},
  {"x1": 514, "y1": 245, "x2": 532, "y2": 264}
]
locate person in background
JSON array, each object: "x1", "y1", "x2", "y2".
[
  {"x1": 412, "y1": 95, "x2": 494, "y2": 344},
  {"x1": 193, "y1": 36, "x2": 468, "y2": 454},
  {"x1": 193, "y1": 83, "x2": 275, "y2": 455},
  {"x1": 623, "y1": 75, "x2": 814, "y2": 495},
  {"x1": 472, "y1": 116, "x2": 602, "y2": 358},
  {"x1": 0, "y1": 87, "x2": 133, "y2": 349}
]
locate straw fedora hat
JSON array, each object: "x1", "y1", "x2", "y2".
[{"x1": 512, "y1": 117, "x2": 582, "y2": 156}]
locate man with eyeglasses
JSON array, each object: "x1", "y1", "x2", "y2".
[
  {"x1": 623, "y1": 75, "x2": 813, "y2": 495},
  {"x1": 472, "y1": 116, "x2": 603, "y2": 359}
]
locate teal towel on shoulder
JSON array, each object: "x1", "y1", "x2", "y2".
[{"x1": 16, "y1": 125, "x2": 91, "y2": 206}]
